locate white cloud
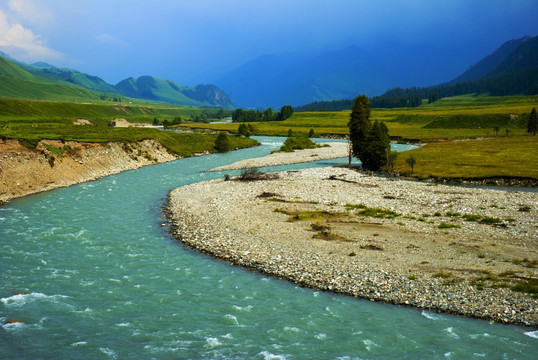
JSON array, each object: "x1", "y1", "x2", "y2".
[
  {"x1": 8, "y1": 0, "x2": 53, "y2": 25},
  {"x1": 0, "y1": 9, "x2": 61, "y2": 61}
]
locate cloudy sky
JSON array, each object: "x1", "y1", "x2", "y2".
[{"x1": 1, "y1": 0, "x2": 537, "y2": 85}]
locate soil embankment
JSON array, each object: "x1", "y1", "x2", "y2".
[
  {"x1": 0, "y1": 138, "x2": 176, "y2": 203},
  {"x1": 168, "y1": 166, "x2": 538, "y2": 327}
]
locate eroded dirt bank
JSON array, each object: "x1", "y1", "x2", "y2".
[{"x1": 0, "y1": 138, "x2": 177, "y2": 203}]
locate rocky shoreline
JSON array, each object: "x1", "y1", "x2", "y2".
[
  {"x1": 208, "y1": 142, "x2": 350, "y2": 172},
  {"x1": 167, "y1": 166, "x2": 538, "y2": 327}
]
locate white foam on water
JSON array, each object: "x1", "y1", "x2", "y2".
[
  {"x1": 1, "y1": 321, "x2": 26, "y2": 331},
  {"x1": 70, "y1": 341, "x2": 87, "y2": 347},
  {"x1": 222, "y1": 333, "x2": 233, "y2": 339},
  {"x1": 205, "y1": 337, "x2": 221, "y2": 348},
  {"x1": 233, "y1": 304, "x2": 252, "y2": 312},
  {"x1": 362, "y1": 339, "x2": 378, "y2": 352},
  {"x1": 283, "y1": 326, "x2": 300, "y2": 333},
  {"x1": 523, "y1": 330, "x2": 538, "y2": 339},
  {"x1": 444, "y1": 352, "x2": 453, "y2": 358},
  {"x1": 444, "y1": 327, "x2": 460, "y2": 339},
  {"x1": 100, "y1": 347, "x2": 118, "y2": 359},
  {"x1": 1, "y1": 292, "x2": 68, "y2": 308},
  {"x1": 116, "y1": 322, "x2": 131, "y2": 327},
  {"x1": 224, "y1": 314, "x2": 239, "y2": 326},
  {"x1": 259, "y1": 351, "x2": 287, "y2": 360},
  {"x1": 315, "y1": 333, "x2": 327, "y2": 340},
  {"x1": 421, "y1": 310, "x2": 441, "y2": 320}
]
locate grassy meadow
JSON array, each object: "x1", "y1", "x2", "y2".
[
  {"x1": 1, "y1": 94, "x2": 537, "y2": 180},
  {"x1": 394, "y1": 136, "x2": 538, "y2": 180},
  {"x1": 179, "y1": 94, "x2": 538, "y2": 140},
  {"x1": 0, "y1": 98, "x2": 256, "y2": 157}
]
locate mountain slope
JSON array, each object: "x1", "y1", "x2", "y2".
[
  {"x1": 216, "y1": 46, "x2": 395, "y2": 108},
  {"x1": 0, "y1": 55, "x2": 235, "y2": 108},
  {"x1": 215, "y1": 44, "x2": 467, "y2": 109},
  {"x1": 0, "y1": 56, "x2": 37, "y2": 81},
  {"x1": 484, "y1": 36, "x2": 538, "y2": 78},
  {"x1": 19, "y1": 63, "x2": 120, "y2": 94},
  {"x1": 449, "y1": 36, "x2": 530, "y2": 83},
  {"x1": 115, "y1": 76, "x2": 234, "y2": 108},
  {"x1": 368, "y1": 35, "x2": 538, "y2": 107}
]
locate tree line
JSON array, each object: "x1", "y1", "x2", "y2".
[{"x1": 232, "y1": 105, "x2": 294, "y2": 122}]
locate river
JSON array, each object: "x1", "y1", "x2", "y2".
[{"x1": 1, "y1": 137, "x2": 536, "y2": 359}]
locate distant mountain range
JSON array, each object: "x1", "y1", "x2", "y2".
[
  {"x1": 215, "y1": 36, "x2": 538, "y2": 109},
  {"x1": 296, "y1": 35, "x2": 538, "y2": 111},
  {"x1": 1, "y1": 35, "x2": 536, "y2": 110},
  {"x1": 0, "y1": 55, "x2": 234, "y2": 108}
]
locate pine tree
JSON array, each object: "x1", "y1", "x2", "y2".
[
  {"x1": 348, "y1": 94, "x2": 371, "y2": 164},
  {"x1": 528, "y1": 107, "x2": 537, "y2": 135},
  {"x1": 362, "y1": 120, "x2": 390, "y2": 170}
]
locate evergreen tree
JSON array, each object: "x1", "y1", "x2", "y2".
[
  {"x1": 264, "y1": 108, "x2": 273, "y2": 121},
  {"x1": 348, "y1": 94, "x2": 371, "y2": 163},
  {"x1": 238, "y1": 123, "x2": 249, "y2": 137},
  {"x1": 348, "y1": 95, "x2": 391, "y2": 171},
  {"x1": 362, "y1": 120, "x2": 390, "y2": 170},
  {"x1": 528, "y1": 107, "x2": 537, "y2": 135},
  {"x1": 214, "y1": 132, "x2": 230, "y2": 152},
  {"x1": 278, "y1": 105, "x2": 294, "y2": 121}
]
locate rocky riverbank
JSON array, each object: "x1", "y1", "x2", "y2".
[
  {"x1": 167, "y1": 166, "x2": 538, "y2": 327},
  {"x1": 0, "y1": 138, "x2": 177, "y2": 203}
]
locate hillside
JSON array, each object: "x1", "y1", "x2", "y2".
[
  {"x1": 295, "y1": 36, "x2": 538, "y2": 110},
  {"x1": 449, "y1": 36, "x2": 530, "y2": 83},
  {"x1": 0, "y1": 55, "x2": 234, "y2": 108},
  {"x1": 115, "y1": 77, "x2": 234, "y2": 108}
]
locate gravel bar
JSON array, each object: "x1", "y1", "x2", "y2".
[
  {"x1": 208, "y1": 142, "x2": 349, "y2": 171},
  {"x1": 167, "y1": 166, "x2": 538, "y2": 327}
]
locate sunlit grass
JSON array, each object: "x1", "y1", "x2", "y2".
[{"x1": 394, "y1": 136, "x2": 538, "y2": 179}]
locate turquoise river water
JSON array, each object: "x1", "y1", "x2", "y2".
[{"x1": 1, "y1": 137, "x2": 536, "y2": 359}]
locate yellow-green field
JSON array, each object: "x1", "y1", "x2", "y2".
[
  {"x1": 394, "y1": 136, "x2": 538, "y2": 180},
  {"x1": 178, "y1": 94, "x2": 538, "y2": 140}
]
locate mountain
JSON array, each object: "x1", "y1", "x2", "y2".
[
  {"x1": 0, "y1": 54, "x2": 234, "y2": 108},
  {"x1": 215, "y1": 44, "x2": 469, "y2": 109},
  {"x1": 115, "y1": 76, "x2": 234, "y2": 108},
  {"x1": 215, "y1": 46, "x2": 391, "y2": 108},
  {"x1": 449, "y1": 36, "x2": 531, "y2": 83},
  {"x1": 296, "y1": 36, "x2": 538, "y2": 110},
  {"x1": 367, "y1": 36, "x2": 538, "y2": 108}
]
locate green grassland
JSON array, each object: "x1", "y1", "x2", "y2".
[
  {"x1": 394, "y1": 136, "x2": 538, "y2": 180},
  {"x1": 0, "y1": 117, "x2": 257, "y2": 157},
  {"x1": 0, "y1": 98, "x2": 256, "y2": 157},
  {"x1": 179, "y1": 94, "x2": 538, "y2": 140},
  {"x1": 0, "y1": 98, "x2": 227, "y2": 123}
]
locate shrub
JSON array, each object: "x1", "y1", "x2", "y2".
[
  {"x1": 236, "y1": 168, "x2": 278, "y2": 181},
  {"x1": 214, "y1": 132, "x2": 231, "y2": 152},
  {"x1": 433, "y1": 271, "x2": 452, "y2": 279},
  {"x1": 479, "y1": 217, "x2": 502, "y2": 225},
  {"x1": 463, "y1": 214, "x2": 482, "y2": 221},
  {"x1": 278, "y1": 134, "x2": 317, "y2": 152},
  {"x1": 438, "y1": 222, "x2": 460, "y2": 229}
]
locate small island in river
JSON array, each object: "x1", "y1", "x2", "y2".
[{"x1": 167, "y1": 147, "x2": 538, "y2": 327}]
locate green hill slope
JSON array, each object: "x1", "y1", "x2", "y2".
[
  {"x1": 0, "y1": 55, "x2": 235, "y2": 108},
  {"x1": 115, "y1": 76, "x2": 234, "y2": 108}
]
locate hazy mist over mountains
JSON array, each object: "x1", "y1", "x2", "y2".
[{"x1": 214, "y1": 42, "x2": 476, "y2": 108}]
